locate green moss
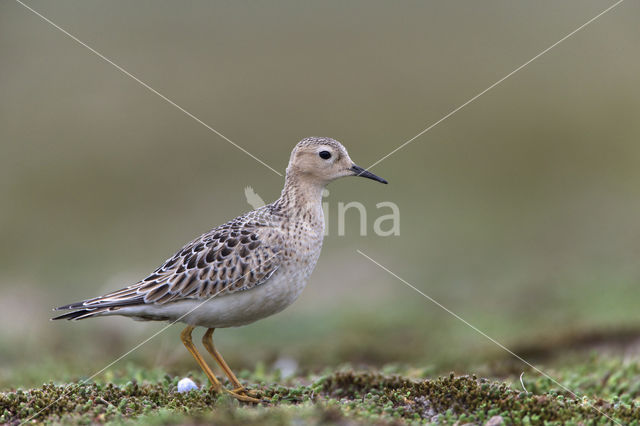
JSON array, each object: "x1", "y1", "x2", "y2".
[
  {"x1": 2, "y1": 357, "x2": 639, "y2": 425},
  {"x1": 320, "y1": 371, "x2": 640, "y2": 424}
]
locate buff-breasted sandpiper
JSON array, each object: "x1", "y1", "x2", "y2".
[{"x1": 53, "y1": 137, "x2": 388, "y2": 402}]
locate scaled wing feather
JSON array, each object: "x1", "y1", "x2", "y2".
[{"x1": 62, "y1": 217, "x2": 283, "y2": 311}]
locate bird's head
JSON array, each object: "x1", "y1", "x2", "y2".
[{"x1": 286, "y1": 137, "x2": 388, "y2": 187}]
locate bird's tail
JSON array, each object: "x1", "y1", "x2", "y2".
[
  {"x1": 51, "y1": 307, "x2": 111, "y2": 321},
  {"x1": 52, "y1": 291, "x2": 144, "y2": 321}
]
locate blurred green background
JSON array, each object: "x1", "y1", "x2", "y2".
[{"x1": 1, "y1": 0, "x2": 639, "y2": 389}]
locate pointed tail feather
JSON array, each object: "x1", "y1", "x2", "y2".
[
  {"x1": 53, "y1": 294, "x2": 145, "y2": 314},
  {"x1": 51, "y1": 308, "x2": 111, "y2": 321}
]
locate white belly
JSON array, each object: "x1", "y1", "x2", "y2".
[{"x1": 116, "y1": 266, "x2": 310, "y2": 328}]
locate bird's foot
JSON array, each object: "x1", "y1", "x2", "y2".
[
  {"x1": 231, "y1": 386, "x2": 260, "y2": 397},
  {"x1": 224, "y1": 387, "x2": 262, "y2": 403}
]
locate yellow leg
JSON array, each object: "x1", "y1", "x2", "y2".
[
  {"x1": 180, "y1": 325, "x2": 222, "y2": 391},
  {"x1": 202, "y1": 328, "x2": 261, "y2": 403}
]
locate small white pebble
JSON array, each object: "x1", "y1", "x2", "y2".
[{"x1": 177, "y1": 377, "x2": 198, "y2": 393}]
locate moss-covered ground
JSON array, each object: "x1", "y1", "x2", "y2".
[{"x1": 3, "y1": 349, "x2": 640, "y2": 425}]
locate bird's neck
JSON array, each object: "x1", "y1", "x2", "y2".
[{"x1": 275, "y1": 172, "x2": 325, "y2": 219}]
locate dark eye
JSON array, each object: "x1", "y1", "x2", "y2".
[{"x1": 319, "y1": 150, "x2": 331, "y2": 160}]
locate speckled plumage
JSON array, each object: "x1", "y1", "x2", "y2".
[
  {"x1": 53, "y1": 137, "x2": 386, "y2": 329},
  {"x1": 53, "y1": 137, "x2": 387, "y2": 403}
]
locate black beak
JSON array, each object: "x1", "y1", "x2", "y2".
[{"x1": 350, "y1": 164, "x2": 388, "y2": 184}]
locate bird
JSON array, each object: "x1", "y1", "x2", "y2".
[{"x1": 52, "y1": 137, "x2": 388, "y2": 403}]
